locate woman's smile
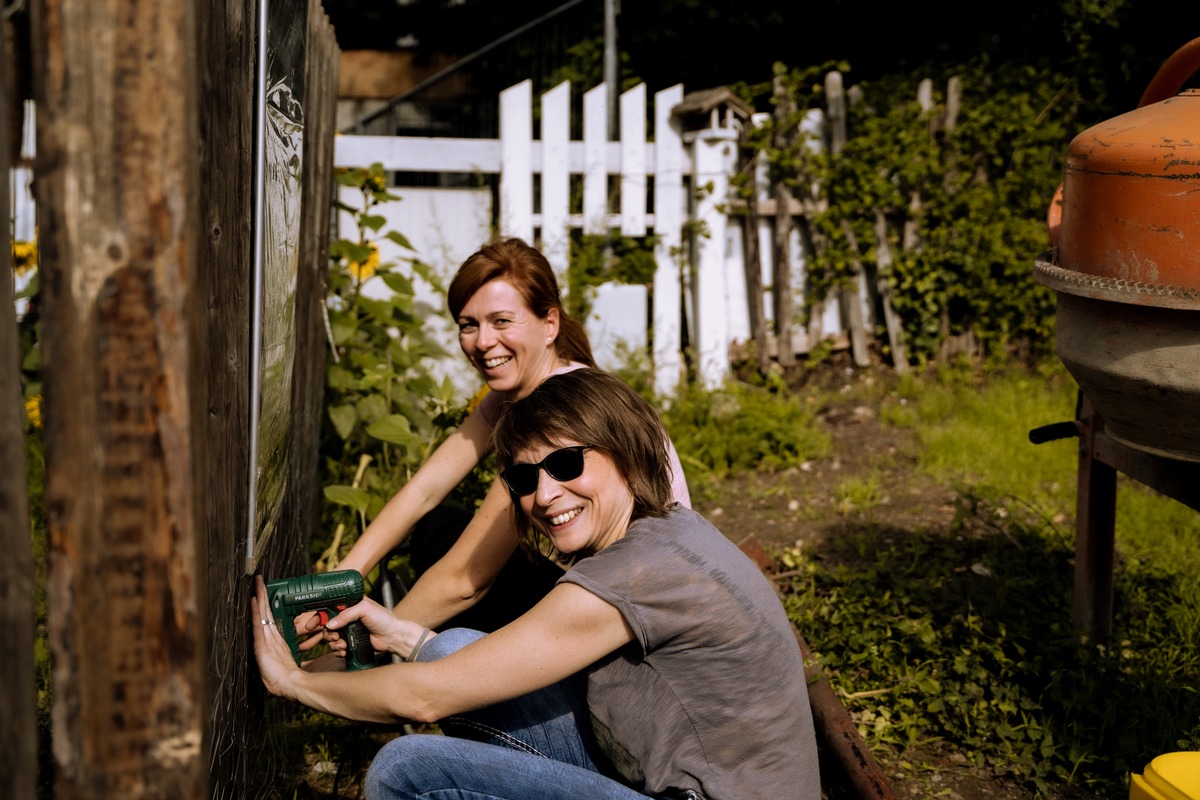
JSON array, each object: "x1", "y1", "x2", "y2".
[{"x1": 456, "y1": 278, "x2": 561, "y2": 396}]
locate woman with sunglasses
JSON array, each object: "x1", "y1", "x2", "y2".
[
  {"x1": 317, "y1": 238, "x2": 691, "y2": 640},
  {"x1": 252, "y1": 369, "x2": 819, "y2": 800}
]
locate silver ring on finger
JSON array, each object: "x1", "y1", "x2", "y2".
[{"x1": 260, "y1": 619, "x2": 270, "y2": 625}]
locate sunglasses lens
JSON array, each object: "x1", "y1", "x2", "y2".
[
  {"x1": 501, "y1": 446, "x2": 590, "y2": 496},
  {"x1": 544, "y1": 447, "x2": 585, "y2": 482},
  {"x1": 502, "y1": 464, "x2": 539, "y2": 496}
]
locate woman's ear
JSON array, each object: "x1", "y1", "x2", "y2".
[{"x1": 544, "y1": 306, "x2": 561, "y2": 345}]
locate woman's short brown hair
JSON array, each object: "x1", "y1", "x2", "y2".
[{"x1": 492, "y1": 369, "x2": 675, "y2": 555}]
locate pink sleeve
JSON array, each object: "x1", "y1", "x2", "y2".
[{"x1": 665, "y1": 438, "x2": 692, "y2": 508}]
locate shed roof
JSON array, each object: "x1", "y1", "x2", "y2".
[{"x1": 671, "y1": 86, "x2": 755, "y2": 121}]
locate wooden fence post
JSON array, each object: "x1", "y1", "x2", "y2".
[
  {"x1": 197, "y1": 0, "x2": 258, "y2": 794},
  {"x1": 827, "y1": 71, "x2": 871, "y2": 368},
  {"x1": 771, "y1": 74, "x2": 797, "y2": 368},
  {"x1": 0, "y1": 14, "x2": 37, "y2": 797},
  {"x1": 35, "y1": 0, "x2": 209, "y2": 796},
  {"x1": 742, "y1": 147, "x2": 770, "y2": 373}
]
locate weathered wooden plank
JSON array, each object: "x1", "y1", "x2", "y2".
[
  {"x1": 826, "y1": 71, "x2": 870, "y2": 368},
  {"x1": 872, "y1": 209, "x2": 910, "y2": 373},
  {"x1": 741, "y1": 174, "x2": 770, "y2": 372},
  {"x1": 35, "y1": 0, "x2": 208, "y2": 796},
  {"x1": 0, "y1": 16, "x2": 36, "y2": 798},
  {"x1": 196, "y1": 0, "x2": 258, "y2": 794},
  {"x1": 772, "y1": 74, "x2": 797, "y2": 368}
]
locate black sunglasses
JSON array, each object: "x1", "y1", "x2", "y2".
[{"x1": 501, "y1": 445, "x2": 595, "y2": 496}]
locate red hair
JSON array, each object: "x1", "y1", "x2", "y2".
[{"x1": 448, "y1": 238, "x2": 595, "y2": 367}]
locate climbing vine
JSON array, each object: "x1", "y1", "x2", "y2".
[{"x1": 737, "y1": 58, "x2": 1074, "y2": 365}]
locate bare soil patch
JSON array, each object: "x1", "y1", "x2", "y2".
[{"x1": 695, "y1": 357, "x2": 1046, "y2": 800}]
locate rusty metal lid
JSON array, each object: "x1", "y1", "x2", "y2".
[{"x1": 1044, "y1": 38, "x2": 1200, "y2": 305}]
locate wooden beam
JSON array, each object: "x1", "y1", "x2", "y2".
[{"x1": 35, "y1": 0, "x2": 208, "y2": 795}]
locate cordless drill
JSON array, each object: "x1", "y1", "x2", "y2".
[{"x1": 266, "y1": 570, "x2": 378, "y2": 671}]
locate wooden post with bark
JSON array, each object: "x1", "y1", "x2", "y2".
[
  {"x1": 826, "y1": 71, "x2": 871, "y2": 367},
  {"x1": 771, "y1": 74, "x2": 797, "y2": 368},
  {"x1": 1, "y1": 14, "x2": 37, "y2": 799},
  {"x1": 35, "y1": 0, "x2": 210, "y2": 797},
  {"x1": 741, "y1": 149, "x2": 771, "y2": 372}
]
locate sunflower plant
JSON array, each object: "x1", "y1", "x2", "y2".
[{"x1": 318, "y1": 163, "x2": 468, "y2": 571}]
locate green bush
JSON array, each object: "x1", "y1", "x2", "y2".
[{"x1": 660, "y1": 373, "x2": 831, "y2": 492}]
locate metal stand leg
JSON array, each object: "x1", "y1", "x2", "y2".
[{"x1": 1074, "y1": 394, "x2": 1116, "y2": 643}]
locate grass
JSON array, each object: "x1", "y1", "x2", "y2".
[{"x1": 781, "y1": 361, "x2": 1200, "y2": 798}]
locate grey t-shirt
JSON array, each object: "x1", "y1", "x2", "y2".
[{"x1": 561, "y1": 507, "x2": 820, "y2": 800}]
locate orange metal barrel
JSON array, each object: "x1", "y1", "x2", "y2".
[
  {"x1": 1035, "y1": 37, "x2": 1200, "y2": 461},
  {"x1": 1057, "y1": 89, "x2": 1200, "y2": 297}
]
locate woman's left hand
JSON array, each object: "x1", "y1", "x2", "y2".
[{"x1": 251, "y1": 575, "x2": 306, "y2": 698}]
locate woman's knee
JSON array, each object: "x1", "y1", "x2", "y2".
[
  {"x1": 365, "y1": 734, "x2": 447, "y2": 799},
  {"x1": 415, "y1": 627, "x2": 485, "y2": 662}
]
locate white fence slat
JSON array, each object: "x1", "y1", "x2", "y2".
[
  {"x1": 540, "y1": 81, "x2": 571, "y2": 275},
  {"x1": 583, "y1": 83, "x2": 608, "y2": 235},
  {"x1": 500, "y1": 80, "x2": 534, "y2": 242},
  {"x1": 619, "y1": 84, "x2": 647, "y2": 236},
  {"x1": 652, "y1": 84, "x2": 685, "y2": 397},
  {"x1": 329, "y1": 78, "x2": 859, "y2": 396}
]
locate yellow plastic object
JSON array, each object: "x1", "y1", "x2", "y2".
[{"x1": 1130, "y1": 752, "x2": 1200, "y2": 800}]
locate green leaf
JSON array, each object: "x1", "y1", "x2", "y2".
[
  {"x1": 359, "y1": 296, "x2": 396, "y2": 323},
  {"x1": 366, "y1": 414, "x2": 419, "y2": 447},
  {"x1": 328, "y1": 404, "x2": 357, "y2": 440},
  {"x1": 385, "y1": 230, "x2": 414, "y2": 250},
  {"x1": 324, "y1": 484, "x2": 372, "y2": 515},
  {"x1": 381, "y1": 271, "x2": 415, "y2": 296}
]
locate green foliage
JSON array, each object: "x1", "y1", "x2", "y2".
[
  {"x1": 318, "y1": 164, "x2": 473, "y2": 566},
  {"x1": 659, "y1": 372, "x2": 831, "y2": 494},
  {"x1": 564, "y1": 233, "x2": 659, "y2": 321},
  {"x1": 739, "y1": 58, "x2": 1074, "y2": 364},
  {"x1": 783, "y1": 365, "x2": 1200, "y2": 797}
]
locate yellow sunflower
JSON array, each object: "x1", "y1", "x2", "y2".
[
  {"x1": 12, "y1": 240, "x2": 37, "y2": 276},
  {"x1": 25, "y1": 395, "x2": 42, "y2": 429},
  {"x1": 347, "y1": 245, "x2": 379, "y2": 281}
]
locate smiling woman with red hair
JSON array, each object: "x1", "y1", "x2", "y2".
[{"x1": 311, "y1": 237, "x2": 690, "y2": 642}]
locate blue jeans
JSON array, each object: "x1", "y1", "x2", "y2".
[{"x1": 364, "y1": 629, "x2": 650, "y2": 800}]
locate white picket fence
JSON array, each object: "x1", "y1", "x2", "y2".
[{"x1": 335, "y1": 79, "x2": 856, "y2": 395}]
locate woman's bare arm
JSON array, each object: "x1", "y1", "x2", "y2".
[
  {"x1": 254, "y1": 578, "x2": 633, "y2": 724},
  {"x1": 336, "y1": 409, "x2": 493, "y2": 578},
  {"x1": 386, "y1": 477, "x2": 528, "y2": 628}
]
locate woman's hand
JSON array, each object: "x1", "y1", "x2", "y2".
[
  {"x1": 325, "y1": 598, "x2": 436, "y2": 662},
  {"x1": 251, "y1": 575, "x2": 307, "y2": 698}
]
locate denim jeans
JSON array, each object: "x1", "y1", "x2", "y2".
[{"x1": 364, "y1": 628, "x2": 651, "y2": 800}]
